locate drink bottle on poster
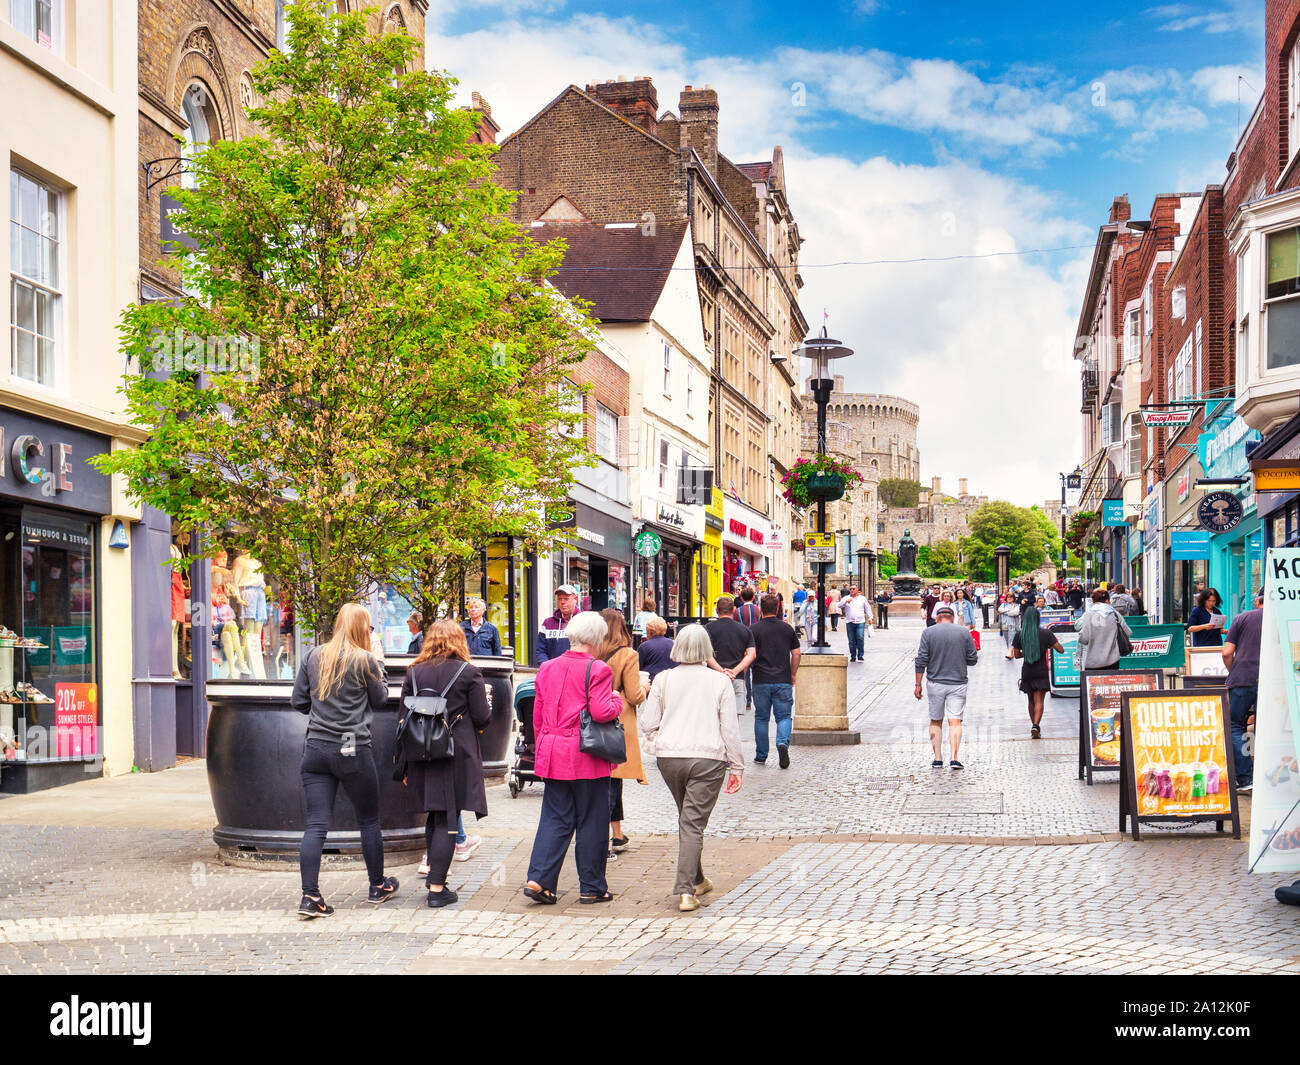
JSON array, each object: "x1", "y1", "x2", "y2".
[
  {"x1": 1123, "y1": 690, "x2": 1233, "y2": 818},
  {"x1": 1248, "y1": 549, "x2": 1300, "y2": 874}
]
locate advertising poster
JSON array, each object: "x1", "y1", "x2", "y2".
[
  {"x1": 54, "y1": 682, "x2": 97, "y2": 758},
  {"x1": 1048, "y1": 628, "x2": 1079, "y2": 692},
  {"x1": 1118, "y1": 624, "x2": 1187, "y2": 671},
  {"x1": 1079, "y1": 670, "x2": 1162, "y2": 784},
  {"x1": 1248, "y1": 548, "x2": 1300, "y2": 874},
  {"x1": 1038, "y1": 609, "x2": 1073, "y2": 627},
  {"x1": 1120, "y1": 690, "x2": 1238, "y2": 839}
]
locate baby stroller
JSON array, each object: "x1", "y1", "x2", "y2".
[{"x1": 507, "y1": 677, "x2": 539, "y2": 798}]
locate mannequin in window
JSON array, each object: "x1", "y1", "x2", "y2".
[
  {"x1": 211, "y1": 550, "x2": 249, "y2": 677},
  {"x1": 231, "y1": 552, "x2": 268, "y2": 679},
  {"x1": 171, "y1": 543, "x2": 185, "y2": 679},
  {"x1": 211, "y1": 585, "x2": 242, "y2": 679}
]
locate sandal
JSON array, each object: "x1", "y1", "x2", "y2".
[
  {"x1": 579, "y1": 891, "x2": 615, "y2": 905},
  {"x1": 522, "y1": 883, "x2": 557, "y2": 905}
]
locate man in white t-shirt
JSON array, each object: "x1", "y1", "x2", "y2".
[{"x1": 842, "y1": 585, "x2": 870, "y2": 662}]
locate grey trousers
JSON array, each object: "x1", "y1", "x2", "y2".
[{"x1": 656, "y1": 756, "x2": 728, "y2": 895}]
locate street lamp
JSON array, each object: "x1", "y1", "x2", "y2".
[{"x1": 794, "y1": 327, "x2": 854, "y2": 651}]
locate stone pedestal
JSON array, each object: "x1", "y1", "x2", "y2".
[
  {"x1": 890, "y1": 595, "x2": 924, "y2": 619},
  {"x1": 791, "y1": 650, "x2": 859, "y2": 746}
]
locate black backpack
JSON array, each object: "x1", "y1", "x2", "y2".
[{"x1": 396, "y1": 660, "x2": 468, "y2": 762}]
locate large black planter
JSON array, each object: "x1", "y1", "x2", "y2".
[{"x1": 207, "y1": 655, "x2": 517, "y2": 861}]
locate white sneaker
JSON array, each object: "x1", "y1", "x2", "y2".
[
  {"x1": 454, "y1": 835, "x2": 482, "y2": 862},
  {"x1": 417, "y1": 859, "x2": 430, "y2": 876}
]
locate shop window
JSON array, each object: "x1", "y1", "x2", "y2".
[
  {"x1": 171, "y1": 528, "x2": 194, "y2": 680},
  {"x1": 209, "y1": 545, "x2": 294, "y2": 680},
  {"x1": 0, "y1": 510, "x2": 96, "y2": 764},
  {"x1": 9, "y1": 169, "x2": 60, "y2": 388}
]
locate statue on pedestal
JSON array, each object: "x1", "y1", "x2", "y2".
[{"x1": 892, "y1": 529, "x2": 922, "y2": 598}]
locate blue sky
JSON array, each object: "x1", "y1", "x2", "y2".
[{"x1": 427, "y1": 0, "x2": 1265, "y2": 505}]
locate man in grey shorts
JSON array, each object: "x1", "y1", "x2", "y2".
[{"x1": 914, "y1": 604, "x2": 979, "y2": 769}]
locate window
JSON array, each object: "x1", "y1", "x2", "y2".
[
  {"x1": 662, "y1": 341, "x2": 671, "y2": 395},
  {"x1": 1126, "y1": 414, "x2": 1142, "y2": 477},
  {"x1": 595, "y1": 404, "x2": 618, "y2": 464},
  {"x1": 1290, "y1": 40, "x2": 1300, "y2": 163},
  {"x1": 1265, "y1": 226, "x2": 1300, "y2": 369},
  {"x1": 1174, "y1": 335, "x2": 1193, "y2": 401},
  {"x1": 9, "y1": 0, "x2": 56, "y2": 50},
  {"x1": 659, "y1": 439, "x2": 670, "y2": 490},
  {"x1": 1143, "y1": 281, "x2": 1153, "y2": 336},
  {"x1": 275, "y1": 0, "x2": 291, "y2": 52},
  {"x1": 1101, "y1": 402, "x2": 1121, "y2": 447},
  {"x1": 181, "y1": 83, "x2": 216, "y2": 190},
  {"x1": 1194, "y1": 319, "x2": 1203, "y2": 398},
  {"x1": 1124, "y1": 308, "x2": 1140, "y2": 363},
  {"x1": 9, "y1": 169, "x2": 60, "y2": 387},
  {"x1": 1171, "y1": 286, "x2": 1186, "y2": 322}
]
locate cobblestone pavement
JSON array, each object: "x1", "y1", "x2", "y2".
[{"x1": 0, "y1": 620, "x2": 1294, "y2": 974}]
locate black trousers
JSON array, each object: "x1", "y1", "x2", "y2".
[
  {"x1": 424, "y1": 810, "x2": 456, "y2": 888},
  {"x1": 527, "y1": 777, "x2": 611, "y2": 896},
  {"x1": 299, "y1": 740, "x2": 384, "y2": 895},
  {"x1": 609, "y1": 776, "x2": 624, "y2": 822},
  {"x1": 878, "y1": 605, "x2": 889, "y2": 628}
]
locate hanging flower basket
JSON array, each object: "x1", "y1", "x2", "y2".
[{"x1": 781, "y1": 454, "x2": 866, "y2": 508}]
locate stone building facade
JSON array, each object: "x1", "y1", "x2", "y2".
[
  {"x1": 878, "y1": 477, "x2": 990, "y2": 554},
  {"x1": 821, "y1": 381, "x2": 920, "y2": 482}
]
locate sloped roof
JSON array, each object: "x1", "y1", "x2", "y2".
[
  {"x1": 736, "y1": 161, "x2": 772, "y2": 183},
  {"x1": 528, "y1": 221, "x2": 689, "y2": 322}
]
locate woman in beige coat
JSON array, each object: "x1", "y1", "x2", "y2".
[{"x1": 598, "y1": 608, "x2": 646, "y2": 856}]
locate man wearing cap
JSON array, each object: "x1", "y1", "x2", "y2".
[
  {"x1": 914, "y1": 603, "x2": 979, "y2": 769},
  {"x1": 536, "y1": 584, "x2": 579, "y2": 665}
]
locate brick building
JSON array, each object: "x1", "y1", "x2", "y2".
[{"x1": 492, "y1": 77, "x2": 810, "y2": 596}]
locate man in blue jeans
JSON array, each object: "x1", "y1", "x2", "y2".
[
  {"x1": 1222, "y1": 588, "x2": 1264, "y2": 794},
  {"x1": 748, "y1": 593, "x2": 801, "y2": 769}
]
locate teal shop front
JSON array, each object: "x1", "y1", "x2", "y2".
[{"x1": 1199, "y1": 414, "x2": 1263, "y2": 620}]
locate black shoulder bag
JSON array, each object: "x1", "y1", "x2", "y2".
[
  {"x1": 396, "y1": 660, "x2": 469, "y2": 763},
  {"x1": 1115, "y1": 617, "x2": 1134, "y2": 658},
  {"x1": 577, "y1": 659, "x2": 626, "y2": 764}
]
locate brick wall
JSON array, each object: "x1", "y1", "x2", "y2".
[{"x1": 566, "y1": 349, "x2": 629, "y2": 452}]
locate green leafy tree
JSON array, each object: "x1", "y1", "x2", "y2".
[
  {"x1": 960, "y1": 501, "x2": 1058, "y2": 582},
  {"x1": 94, "y1": 1, "x2": 592, "y2": 631},
  {"x1": 878, "y1": 478, "x2": 922, "y2": 508},
  {"x1": 929, "y1": 539, "x2": 963, "y2": 578},
  {"x1": 878, "y1": 550, "x2": 898, "y2": 578}
]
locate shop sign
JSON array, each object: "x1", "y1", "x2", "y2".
[
  {"x1": 1142, "y1": 409, "x2": 1195, "y2": 429},
  {"x1": 1252, "y1": 461, "x2": 1300, "y2": 492},
  {"x1": 704, "y1": 513, "x2": 724, "y2": 532},
  {"x1": 748, "y1": 528, "x2": 764, "y2": 545},
  {"x1": 54, "y1": 682, "x2": 97, "y2": 758},
  {"x1": 728, "y1": 519, "x2": 747, "y2": 537},
  {"x1": 1170, "y1": 529, "x2": 1211, "y2": 560},
  {"x1": 656, "y1": 503, "x2": 687, "y2": 529},
  {"x1": 0, "y1": 409, "x2": 112, "y2": 514},
  {"x1": 546, "y1": 505, "x2": 577, "y2": 529},
  {"x1": 1118, "y1": 624, "x2": 1186, "y2": 670},
  {"x1": 1079, "y1": 670, "x2": 1163, "y2": 784},
  {"x1": 575, "y1": 527, "x2": 605, "y2": 546},
  {"x1": 160, "y1": 193, "x2": 198, "y2": 251},
  {"x1": 1197, "y1": 491, "x2": 1244, "y2": 533},
  {"x1": 1249, "y1": 548, "x2": 1300, "y2": 873},
  {"x1": 1177, "y1": 468, "x2": 1191, "y2": 503},
  {"x1": 634, "y1": 530, "x2": 662, "y2": 557},
  {"x1": 22, "y1": 521, "x2": 92, "y2": 549},
  {"x1": 766, "y1": 528, "x2": 786, "y2": 550},
  {"x1": 1202, "y1": 415, "x2": 1260, "y2": 479},
  {"x1": 1102, "y1": 500, "x2": 1126, "y2": 527},
  {"x1": 1119, "y1": 690, "x2": 1240, "y2": 839},
  {"x1": 1038, "y1": 609, "x2": 1073, "y2": 627}
]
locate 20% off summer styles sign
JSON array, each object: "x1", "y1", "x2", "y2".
[{"x1": 1118, "y1": 689, "x2": 1240, "y2": 840}]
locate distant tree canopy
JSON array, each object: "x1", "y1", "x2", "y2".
[
  {"x1": 878, "y1": 550, "x2": 898, "y2": 578},
  {"x1": 878, "y1": 478, "x2": 922, "y2": 508},
  {"x1": 960, "y1": 501, "x2": 1063, "y2": 582}
]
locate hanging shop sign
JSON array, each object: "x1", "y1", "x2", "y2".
[
  {"x1": 1248, "y1": 548, "x2": 1300, "y2": 875},
  {"x1": 1169, "y1": 529, "x2": 1211, "y2": 560},
  {"x1": 634, "y1": 530, "x2": 662, "y2": 558},
  {"x1": 1197, "y1": 491, "x2": 1244, "y2": 533},
  {"x1": 1119, "y1": 689, "x2": 1240, "y2": 840},
  {"x1": 1102, "y1": 500, "x2": 1126, "y2": 527},
  {"x1": 1142, "y1": 409, "x2": 1195, "y2": 429},
  {"x1": 159, "y1": 193, "x2": 199, "y2": 251},
  {"x1": 1078, "y1": 669, "x2": 1163, "y2": 785},
  {"x1": 1177, "y1": 468, "x2": 1192, "y2": 503}
]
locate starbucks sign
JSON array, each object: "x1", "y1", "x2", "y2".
[{"x1": 634, "y1": 530, "x2": 662, "y2": 557}]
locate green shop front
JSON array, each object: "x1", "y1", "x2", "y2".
[{"x1": 1198, "y1": 413, "x2": 1263, "y2": 618}]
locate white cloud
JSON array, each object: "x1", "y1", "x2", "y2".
[
  {"x1": 1143, "y1": 2, "x2": 1261, "y2": 35},
  {"x1": 1191, "y1": 64, "x2": 1262, "y2": 108}
]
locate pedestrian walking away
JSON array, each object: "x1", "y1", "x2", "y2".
[
  {"x1": 598, "y1": 608, "x2": 647, "y2": 859},
  {"x1": 1009, "y1": 604, "x2": 1064, "y2": 739},
  {"x1": 827, "y1": 588, "x2": 842, "y2": 631},
  {"x1": 523, "y1": 611, "x2": 624, "y2": 906},
  {"x1": 640, "y1": 624, "x2": 744, "y2": 912},
  {"x1": 704, "y1": 596, "x2": 757, "y2": 719},
  {"x1": 750, "y1": 593, "x2": 801, "y2": 769},
  {"x1": 637, "y1": 615, "x2": 677, "y2": 682},
  {"x1": 914, "y1": 604, "x2": 978, "y2": 769},
  {"x1": 842, "y1": 584, "x2": 871, "y2": 661},
  {"x1": 291, "y1": 602, "x2": 397, "y2": 918},
  {"x1": 397, "y1": 620, "x2": 491, "y2": 908},
  {"x1": 1074, "y1": 588, "x2": 1132, "y2": 672}
]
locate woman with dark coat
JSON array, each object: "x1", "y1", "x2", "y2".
[
  {"x1": 1011, "y1": 605, "x2": 1065, "y2": 739},
  {"x1": 398, "y1": 619, "x2": 491, "y2": 908}
]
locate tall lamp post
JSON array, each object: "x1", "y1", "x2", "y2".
[
  {"x1": 795, "y1": 328, "x2": 854, "y2": 651},
  {"x1": 1059, "y1": 469, "x2": 1080, "y2": 577}
]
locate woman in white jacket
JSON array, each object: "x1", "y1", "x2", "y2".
[{"x1": 641, "y1": 624, "x2": 745, "y2": 912}]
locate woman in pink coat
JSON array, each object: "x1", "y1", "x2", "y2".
[{"x1": 523, "y1": 611, "x2": 624, "y2": 905}]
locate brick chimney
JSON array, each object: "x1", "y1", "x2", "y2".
[
  {"x1": 1108, "y1": 194, "x2": 1131, "y2": 225},
  {"x1": 679, "y1": 85, "x2": 719, "y2": 175},
  {"x1": 586, "y1": 76, "x2": 659, "y2": 135},
  {"x1": 468, "y1": 91, "x2": 499, "y2": 145},
  {"x1": 959, "y1": 477, "x2": 968, "y2": 497}
]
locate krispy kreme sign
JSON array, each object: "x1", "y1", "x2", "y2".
[
  {"x1": 1127, "y1": 634, "x2": 1174, "y2": 658},
  {"x1": 1142, "y1": 409, "x2": 1195, "y2": 429}
]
